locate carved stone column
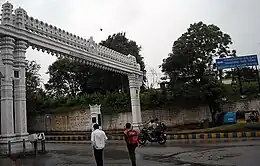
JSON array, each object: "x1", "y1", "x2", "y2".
[
  {"x1": 1, "y1": 2, "x2": 14, "y2": 26},
  {"x1": 128, "y1": 73, "x2": 143, "y2": 130},
  {"x1": 13, "y1": 40, "x2": 28, "y2": 138},
  {"x1": 0, "y1": 36, "x2": 15, "y2": 139}
]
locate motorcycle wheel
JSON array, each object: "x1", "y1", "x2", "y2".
[
  {"x1": 158, "y1": 135, "x2": 166, "y2": 145},
  {"x1": 138, "y1": 136, "x2": 147, "y2": 145}
]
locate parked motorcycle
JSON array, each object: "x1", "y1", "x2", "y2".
[{"x1": 138, "y1": 127, "x2": 167, "y2": 145}]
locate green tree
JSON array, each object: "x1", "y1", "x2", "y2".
[
  {"x1": 26, "y1": 60, "x2": 45, "y2": 116},
  {"x1": 161, "y1": 21, "x2": 233, "y2": 84},
  {"x1": 161, "y1": 22, "x2": 234, "y2": 124},
  {"x1": 99, "y1": 32, "x2": 146, "y2": 91},
  {"x1": 26, "y1": 61, "x2": 41, "y2": 92},
  {"x1": 45, "y1": 32, "x2": 146, "y2": 96},
  {"x1": 45, "y1": 58, "x2": 129, "y2": 96},
  {"x1": 100, "y1": 32, "x2": 145, "y2": 72},
  {"x1": 200, "y1": 76, "x2": 225, "y2": 124},
  {"x1": 45, "y1": 58, "x2": 83, "y2": 97}
]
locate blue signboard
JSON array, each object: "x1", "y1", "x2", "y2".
[
  {"x1": 223, "y1": 112, "x2": 236, "y2": 124},
  {"x1": 216, "y1": 55, "x2": 258, "y2": 69}
]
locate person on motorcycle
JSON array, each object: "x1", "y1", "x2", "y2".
[
  {"x1": 148, "y1": 119, "x2": 155, "y2": 129},
  {"x1": 138, "y1": 119, "x2": 167, "y2": 145},
  {"x1": 154, "y1": 118, "x2": 162, "y2": 138},
  {"x1": 147, "y1": 119, "x2": 155, "y2": 138}
]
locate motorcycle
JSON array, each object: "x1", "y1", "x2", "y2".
[{"x1": 138, "y1": 127, "x2": 167, "y2": 145}]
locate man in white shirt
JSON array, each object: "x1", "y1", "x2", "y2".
[{"x1": 91, "y1": 124, "x2": 108, "y2": 166}]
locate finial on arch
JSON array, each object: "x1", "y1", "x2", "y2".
[
  {"x1": 2, "y1": 1, "x2": 13, "y2": 7},
  {"x1": 89, "y1": 36, "x2": 94, "y2": 41}
]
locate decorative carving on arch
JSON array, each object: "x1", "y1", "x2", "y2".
[{"x1": 128, "y1": 73, "x2": 143, "y2": 88}]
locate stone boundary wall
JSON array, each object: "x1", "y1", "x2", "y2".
[{"x1": 28, "y1": 99, "x2": 260, "y2": 132}]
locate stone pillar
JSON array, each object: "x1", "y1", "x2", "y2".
[
  {"x1": 89, "y1": 104, "x2": 102, "y2": 131},
  {"x1": 14, "y1": 7, "x2": 27, "y2": 29},
  {"x1": 13, "y1": 40, "x2": 28, "y2": 138},
  {"x1": 128, "y1": 74, "x2": 143, "y2": 130},
  {"x1": 0, "y1": 36, "x2": 15, "y2": 139},
  {"x1": 1, "y1": 2, "x2": 14, "y2": 25}
]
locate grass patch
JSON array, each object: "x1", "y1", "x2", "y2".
[{"x1": 223, "y1": 81, "x2": 260, "y2": 101}]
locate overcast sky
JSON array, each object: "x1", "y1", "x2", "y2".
[{"x1": 2, "y1": 0, "x2": 260, "y2": 85}]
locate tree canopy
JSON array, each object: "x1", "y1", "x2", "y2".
[
  {"x1": 26, "y1": 60, "x2": 46, "y2": 116},
  {"x1": 26, "y1": 60, "x2": 41, "y2": 93},
  {"x1": 161, "y1": 21, "x2": 233, "y2": 84},
  {"x1": 45, "y1": 32, "x2": 146, "y2": 96},
  {"x1": 100, "y1": 32, "x2": 145, "y2": 72},
  {"x1": 160, "y1": 22, "x2": 234, "y2": 124},
  {"x1": 45, "y1": 58, "x2": 84, "y2": 97},
  {"x1": 99, "y1": 32, "x2": 146, "y2": 90}
]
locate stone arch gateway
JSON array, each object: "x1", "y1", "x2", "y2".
[{"x1": 0, "y1": 2, "x2": 143, "y2": 153}]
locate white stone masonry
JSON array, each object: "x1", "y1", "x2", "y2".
[
  {"x1": 13, "y1": 40, "x2": 28, "y2": 138},
  {"x1": 0, "y1": 36, "x2": 15, "y2": 140},
  {"x1": 0, "y1": 1, "x2": 143, "y2": 153},
  {"x1": 128, "y1": 74, "x2": 143, "y2": 130}
]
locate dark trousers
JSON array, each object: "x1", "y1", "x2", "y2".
[
  {"x1": 127, "y1": 144, "x2": 137, "y2": 166},
  {"x1": 93, "y1": 147, "x2": 104, "y2": 166}
]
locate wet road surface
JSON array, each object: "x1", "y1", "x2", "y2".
[
  {"x1": 0, "y1": 144, "x2": 173, "y2": 166},
  {"x1": 1, "y1": 139, "x2": 260, "y2": 166}
]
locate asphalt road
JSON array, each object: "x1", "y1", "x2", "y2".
[{"x1": 1, "y1": 139, "x2": 260, "y2": 166}]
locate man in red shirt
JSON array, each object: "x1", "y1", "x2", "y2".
[{"x1": 123, "y1": 123, "x2": 139, "y2": 166}]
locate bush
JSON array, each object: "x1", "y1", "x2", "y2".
[
  {"x1": 140, "y1": 89, "x2": 167, "y2": 109},
  {"x1": 34, "y1": 80, "x2": 260, "y2": 115},
  {"x1": 37, "y1": 89, "x2": 168, "y2": 114}
]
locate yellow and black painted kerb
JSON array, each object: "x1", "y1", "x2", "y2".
[
  {"x1": 45, "y1": 131, "x2": 260, "y2": 141},
  {"x1": 165, "y1": 131, "x2": 260, "y2": 140},
  {"x1": 46, "y1": 135, "x2": 90, "y2": 141}
]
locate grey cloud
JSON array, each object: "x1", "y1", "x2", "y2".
[{"x1": 112, "y1": 1, "x2": 143, "y2": 28}]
